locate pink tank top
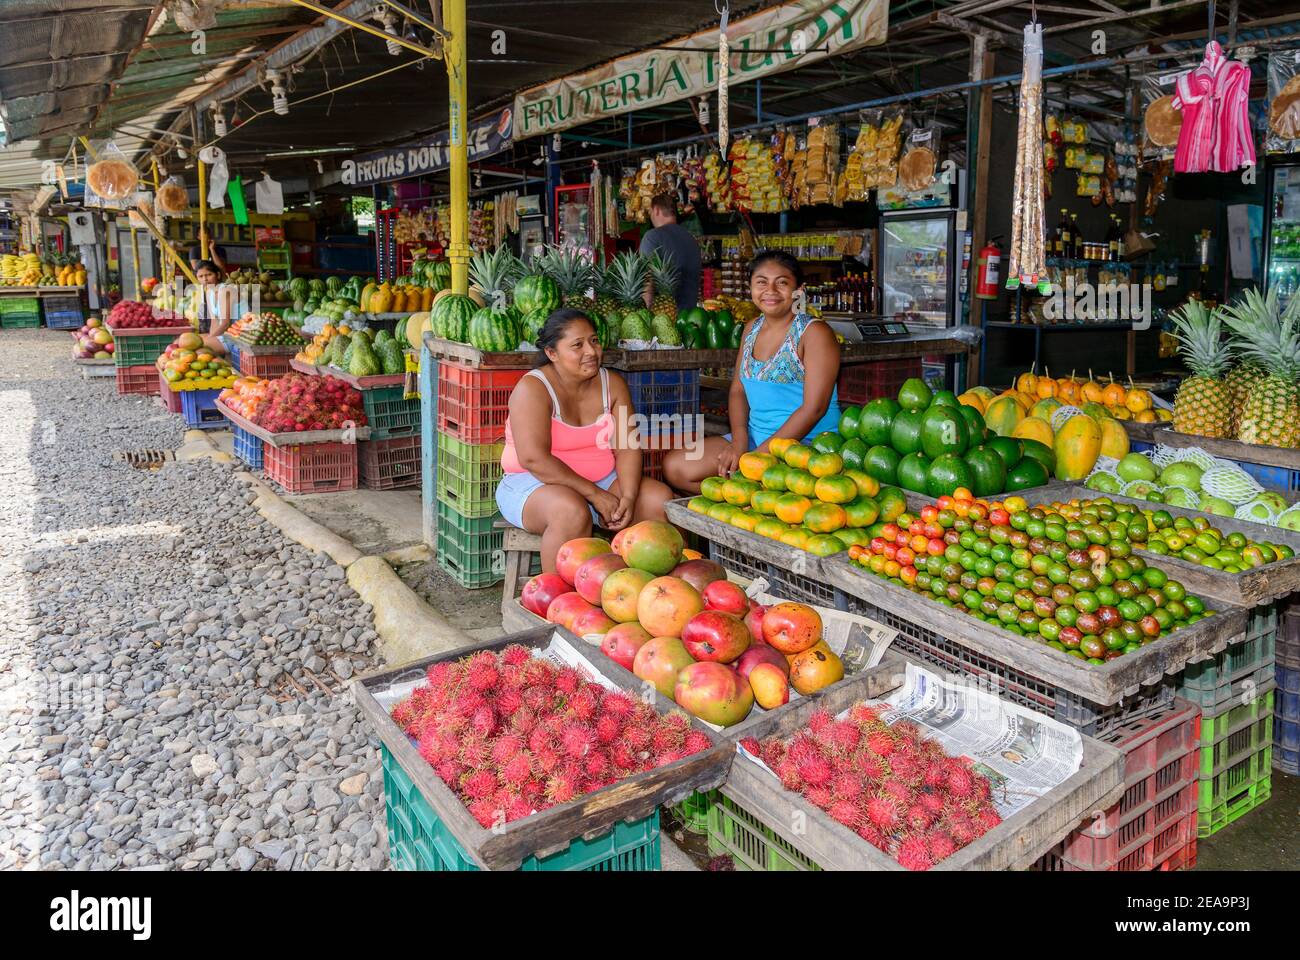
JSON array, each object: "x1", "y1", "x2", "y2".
[{"x1": 500, "y1": 367, "x2": 616, "y2": 482}]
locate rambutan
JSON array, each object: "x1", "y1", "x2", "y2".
[
  {"x1": 521, "y1": 777, "x2": 546, "y2": 801},
  {"x1": 760, "y1": 739, "x2": 787, "y2": 769},
  {"x1": 927, "y1": 830, "x2": 957, "y2": 862},
  {"x1": 922, "y1": 760, "x2": 949, "y2": 789},
  {"x1": 468, "y1": 798, "x2": 499, "y2": 828},
  {"x1": 739, "y1": 736, "x2": 761, "y2": 756},
  {"x1": 652, "y1": 723, "x2": 684, "y2": 754},
  {"x1": 976, "y1": 807, "x2": 1002, "y2": 831},
  {"x1": 521, "y1": 659, "x2": 556, "y2": 688},
  {"x1": 621, "y1": 724, "x2": 652, "y2": 753},
  {"x1": 895, "y1": 834, "x2": 933, "y2": 871},
  {"x1": 892, "y1": 721, "x2": 921, "y2": 743},
  {"x1": 465, "y1": 651, "x2": 500, "y2": 692},
  {"x1": 391, "y1": 699, "x2": 416, "y2": 730},
  {"x1": 470, "y1": 703, "x2": 497, "y2": 738},
  {"x1": 583, "y1": 751, "x2": 609, "y2": 780},
  {"x1": 824, "y1": 720, "x2": 861, "y2": 754},
  {"x1": 882, "y1": 779, "x2": 913, "y2": 806},
  {"x1": 864, "y1": 792, "x2": 902, "y2": 830},
  {"x1": 776, "y1": 759, "x2": 803, "y2": 792},
  {"x1": 609, "y1": 740, "x2": 638, "y2": 770},
  {"x1": 594, "y1": 713, "x2": 622, "y2": 744},
  {"x1": 501, "y1": 644, "x2": 532, "y2": 666},
  {"x1": 501, "y1": 752, "x2": 535, "y2": 786},
  {"x1": 831, "y1": 771, "x2": 864, "y2": 801},
  {"x1": 494, "y1": 687, "x2": 524, "y2": 717},
  {"x1": 856, "y1": 821, "x2": 887, "y2": 849},
  {"x1": 918, "y1": 790, "x2": 946, "y2": 815},
  {"x1": 974, "y1": 775, "x2": 992, "y2": 802},
  {"x1": 683, "y1": 730, "x2": 712, "y2": 756},
  {"x1": 888, "y1": 753, "x2": 922, "y2": 786},
  {"x1": 458, "y1": 734, "x2": 490, "y2": 767},
  {"x1": 527, "y1": 724, "x2": 551, "y2": 755},
  {"x1": 560, "y1": 722, "x2": 595, "y2": 758},
  {"x1": 434, "y1": 759, "x2": 463, "y2": 785},
  {"x1": 807, "y1": 708, "x2": 834, "y2": 734},
  {"x1": 946, "y1": 812, "x2": 979, "y2": 845},
  {"x1": 534, "y1": 744, "x2": 563, "y2": 774},
  {"x1": 865, "y1": 729, "x2": 896, "y2": 757},
  {"x1": 544, "y1": 770, "x2": 580, "y2": 805},
  {"x1": 947, "y1": 764, "x2": 976, "y2": 799},
  {"x1": 490, "y1": 734, "x2": 525, "y2": 766},
  {"x1": 567, "y1": 685, "x2": 600, "y2": 722},
  {"x1": 654, "y1": 748, "x2": 685, "y2": 768},
  {"x1": 425, "y1": 661, "x2": 455, "y2": 688},
  {"x1": 509, "y1": 706, "x2": 538, "y2": 736},
  {"x1": 849, "y1": 702, "x2": 882, "y2": 727},
  {"x1": 905, "y1": 803, "x2": 934, "y2": 831},
  {"x1": 786, "y1": 733, "x2": 821, "y2": 765},
  {"x1": 461, "y1": 769, "x2": 498, "y2": 800},
  {"x1": 796, "y1": 751, "x2": 834, "y2": 788},
  {"x1": 856, "y1": 752, "x2": 888, "y2": 782},
  {"x1": 803, "y1": 784, "x2": 834, "y2": 810},
  {"x1": 451, "y1": 689, "x2": 486, "y2": 719},
  {"x1": 601, "y1": 691, "x2": 636, "y2": 717},
  {"x1": 829, "y1": 799, "x2": 862, "y2": 828},
  {"x1": 417, "y1": 734, "x2": 446, "y2": 766},
  {"x1": 554, "y1": 667, "x2": 583, "y2": 696},
  {"x1": 522, "y1": 685, "x2": 554, "y2": 712},
  {"x1": 505, "y1": 796, "x2": 534, "y2": 823}
]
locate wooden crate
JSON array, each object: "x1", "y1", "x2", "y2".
[
  {"x1": 352, "y1": 624, "x2": 733, "y2": 871},
  {"x1": 717, "y1": 660, "x2": 1126, "y2": 870}
]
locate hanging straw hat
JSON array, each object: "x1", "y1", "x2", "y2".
[{"x1": 1144, "y1": 95, "x2": 1183, "y2": 147}]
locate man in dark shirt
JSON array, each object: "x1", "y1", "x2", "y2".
[
  {"x1": 187, "y1": 226, "x2": 228, "y2": 273},
  {"x1": 638, "y1": 193, "x2": 701, "y2": 312}
]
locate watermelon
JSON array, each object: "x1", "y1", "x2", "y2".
[
  {"x1": 521, "y1": 307, "x2": 549, "y2": 345},
  {"x1": 513, "y1": 274, "x2": 561, "y2": 315},
  {"x1": 592, "y1": 311, "x2": 614, "y2": 349},
  {"x1": 288, "y1": 277, "x2": 309, "y2": 301},
  {"x1": 431, "y1": 293, "x2": 477, "y2": 343},
  {"x1": 325, "y1": 275, "x2": 343, "y2": 295},
  {"x1": 395, "y1": 317, "x2": 408, "y2": 344},
  {"x1": 468, "y1": 304, "x2": 522, "y2": 352}
]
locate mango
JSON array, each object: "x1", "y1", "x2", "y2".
[
  {"x1": 1052, "y1": 414, "x2": 1102, "y2": 481},
  {"x1": 1012, "y1": 415, "x2": 1054, "y2": 448},
  {"x1": 1098, "y1": 417, "x2": 1130, "y2": 460}
]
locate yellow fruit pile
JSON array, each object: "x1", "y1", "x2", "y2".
[{"x1": 296, "y1": 323, "x2": 351, "y2": 364}]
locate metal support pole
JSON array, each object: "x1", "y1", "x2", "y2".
[
  {"x1": 198, "y1": 159, "x2": 208, "y2": 260},
  {"x1": 444, "y1": 0, "x2": 470, "y2": 293},
  {"x1": 755, "y1": 79, "x2": 763, "y2": 123}
]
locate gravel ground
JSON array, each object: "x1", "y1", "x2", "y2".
[{"x1": 0, "y1": 329, "x2": 389, "y2": 871}]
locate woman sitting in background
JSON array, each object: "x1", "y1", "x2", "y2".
[
  {"x1": 664, "y1": 249, "x2": 841, "y2": 493},
  {"x1": 497, "y1": 309, "x2": 673, "y2": 572}
]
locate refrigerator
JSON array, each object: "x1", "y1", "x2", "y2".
[
  {"x1": 1264, "y1": 157, "x2": 1300, "y2": 305},
  {"x1": 877, "y1": 207, "x2": 957, "y2": 389}
]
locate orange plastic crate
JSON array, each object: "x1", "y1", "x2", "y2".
[
  {"x1": 264, "y1": 442, "x2": 358, "y2": 494},
  {"x1": 116, "y1": 364, "x2": 159, "y2": 396},
  {"x1": 436, "y1": 361, "x2": 526, "y2": 445}
]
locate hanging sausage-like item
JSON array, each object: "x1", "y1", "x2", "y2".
[{"x1": 1007, "y1": 19, "x2": 1048, "y2": 292}]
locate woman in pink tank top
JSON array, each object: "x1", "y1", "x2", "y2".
[{"x1": 497, "y1": 309, "x2": 673, "y2": 572}]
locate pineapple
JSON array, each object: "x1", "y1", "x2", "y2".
[
  {"x1": 541, "y1": 246, "x2": 597, "y2": 312},
  {"x1": 1223, "y1": 360, "x2": 1261, "y2": 435},
  {"x1": 1220, "y1": 288, "x2": 1300, "y2": 448},
  {"x1": 604, "y1": 251, "x2": 652, "y2": 340},
  {"x1": 1170, "y1": 300, "x2": 1233, "y2": 438},
  {"x1": 647, "y1": 250, "x2": 680, "y2": 321}
]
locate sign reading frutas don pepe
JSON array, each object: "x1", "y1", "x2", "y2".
[{"x1": 513, "y1": 0, "x2": 888, "y2": 139}]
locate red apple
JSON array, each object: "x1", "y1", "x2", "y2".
[
  {"x1": 702, "y1": 580, "x2": 749, "y2": 616},
  {"x1": 573, "y1": 552, "x2": 627, "y2": 605},
  {"x1": 681, "y1": 610, "x2": 751, "y2": 664},
  {"x1": 600, "y1": 622, "x2": 653, "y2": 670},
  {"x1": 521, "y1": 573, "x2": 568, "y2": 619},
  {"x1": 735, "y1": 643, "x2": 790, "y2": 680}
]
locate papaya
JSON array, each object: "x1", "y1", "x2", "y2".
[
  {"x1": 1030, "y1": 397, "x2": 1061, "y2": 422},
  {"x1": 1012, "y1": 415, "x2": 1055, "y2": 449},
  {"x1": 1081, "y1": 401, "x2": 1113, "y2": 422},
  {"x1": 957, "y1": 390, "x2": 987, "y2": 413},
  {"x1": 1052, "y1": 414, "x2": 1102, "y2": 481},
  {"x1": 369, "y1": 288, "x2": 393, "y2": 313},
  {"x1": 983, "y1": 395, "x2": 1025, "y2": 437},
  {"x1": 1098, "y1": 417, "x2": 1130, "y2": 460},
  {"x1": 359, "y1": 282, "x2": 378, "y2": 311}
]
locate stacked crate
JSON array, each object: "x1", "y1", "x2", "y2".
[
  {"x1": 110, "y1": 325, "x2": 183, "y2": 397},
  {"x1": 357, "y1": 381, "x2": 422, "y2": 491},
  {"x1": 836, "y1": 358, "x2": 923, "y2": 406},
  {"x1": 42, "y1": 294, "x2": 84, "y2": 330},
  {"x1": 1279, "y1": 602, "x2": 1300, "y2": 776},
  {"x1": 1174, "y1": 604, "x2": 1278, "y2": 838},
  {"x1": 434, "y1": 361, "x2": 526, "y2": 588},
  {"x1": 620, "y1": 367, "x2": 702, "y2": 483},
  {"x1": 0, "y1": 296, "x2": 42, "y2": 328}
]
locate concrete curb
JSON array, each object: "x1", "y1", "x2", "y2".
[{"x1": 223, "y1": 466, "x2": 471, "y2": 664}]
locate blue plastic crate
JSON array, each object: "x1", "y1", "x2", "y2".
[
  {"x1": 232, "y1": 425, "x2": 264, "y2": 469},
  {"x1": 1130, "y1": 440, "x2": 1155, "y2": 454},
  {"x1": 381, "y1": 744, "x2": 661, "y2": 871},
  {"x1": 219, "y1": 336, "x2": 241, "y2": 373},
  {"x1": 1276, "y1": 663, "x2": 1299, "y2": 775},
  {"x1": 1236, "y1": 458, "x2": 1300, "y2": 494},
  {"x1": 44, "y1": 309, "x2": 83, "y2": 330},
  {"x1": 179, "y1": 388, "x2": 225, "y2": 429},
  {"x1": 624, "y1": 368, "x2": 701, "y2": 420}
]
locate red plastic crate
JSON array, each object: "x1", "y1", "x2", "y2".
[
  {"x1": 1059, "y1": 780, "x2": 1197, "y2": 870},
  {"x1": 116, "y1": 364, "x2": 159, "y2": 396},
  {"x1": 1078, "y1": 699, "x2": 1201, "y2": 836},
  {"x1": 359, "y1": 436, "x2": 421, "y2": 490},
  {"x1": 238, "y1": 351, "x2": 293, "y2": 378},
  {"x1": 436, "y1": 361, "x2": 526, "y2": 445},
  {"x1": 264, "y1": 442, "x2": 358, "y2": 494},
  {"x1": 158, "y1": 370, "x2": 182, "y2": 413},
  {"x1": 837, "y1": 357, "x2": 923, "y2": 405}
]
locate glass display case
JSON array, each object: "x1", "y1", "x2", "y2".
[{"x1": 877, "y1": 209, "x2": 955, "y2": 331}]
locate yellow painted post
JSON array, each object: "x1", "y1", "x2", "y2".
[
  {"x1": 198, "y1": 159, "x2": 208, "y2": 260},
  {"x1": 443, "y1": 0, "x2": 469, "y2": 294}
]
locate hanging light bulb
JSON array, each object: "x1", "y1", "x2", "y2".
[
  {"x1": 474, "y1": 170, "x2": 482, "y2": 188},
  {"x1": 177, "y1": 144, "x2": 188, "y2": 160},
  {"x1": 212, "y1": 105, "x2": 227, "y2": 138},
  {"x1": 316, "y1": 159, "x2": 325, "y2": 174},
  {"x1": 378, "y1": 8, "x2": 400, "y2": 55},
  {"x1": 698, "y1": 96, "x2": 710, "y2": 127},
  {"x1": 268, "y1": 69, "x2": 289, "y2": 116}
]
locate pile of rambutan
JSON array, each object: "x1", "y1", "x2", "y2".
[
  {"x1": 739, "y1": 702, "x2": 1002, "y2": 870},
  {"x1": 391, "y1": 644, "x2": 713, "y2": 828}
]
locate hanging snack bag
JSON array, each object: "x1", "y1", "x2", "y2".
[
  {"x1": 899, "y1": 122, "x2": 940, "y2": 192},
  {"x1": 86, "y1": 141, "x2": 139, "y2": 201},
  {"x1": 156, "y1": 175, "x2": 190, "y2": 216},
  {"x1": 1267, "y1": 51, "x2": 1300, "y2": 152}
]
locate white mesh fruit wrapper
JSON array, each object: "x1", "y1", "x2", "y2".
[
  {"x1": 1149, "y1": 444, "x2": 1181, "y2": 468},
  {"x1": 1121, "y1": 479, "x2": 1162, "y2": 499},
  {"x1": 1201, "y1": 465, "x2": 1263, "y2": 505},
  {"x1": 1234, "y1": 498, "x2": 1280, "y2": 525},
  {"x1": 1087, "y1": 455, "x2": 1119, "y2": 479},
  {"x1": 1167, "y1": 446, "x2": 1218, "y2": 473},
  {"x1": 1085, "y1": 469, "x2": 1122, "y2": 491},
  {"x1": 1050, "y1": 405, "x2": 1086, "y2": 432},
  {"x1": 1161, "y1": 486, "x2": 1201, "y2": 509}
]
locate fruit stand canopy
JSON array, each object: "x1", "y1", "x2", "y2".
[{"x1": 1, "y1": 1, "x2": 1298, "y2": 193}]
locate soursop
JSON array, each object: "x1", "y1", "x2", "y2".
[{"x1": 651, "y1": 312, "x2": 681, "y2": 346}]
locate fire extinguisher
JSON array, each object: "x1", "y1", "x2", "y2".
[{"x1": 975, "y1": 237, "x2": 1002, "y2": 300}]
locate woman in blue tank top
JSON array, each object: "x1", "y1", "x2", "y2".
[{"x1": 664, "y1": 250, "x2": 840, "y2": 493}]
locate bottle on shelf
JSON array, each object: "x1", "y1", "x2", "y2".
[
  {"x1": 1106, "y1": 216, "x2": 1121, "y2": 261},
  {"x1": 1058, "y1": 208, "x2": 1071, "y2": 259},
  {"x1": 1070, "y1": 213, "x2": 1082, "y2": 259}
]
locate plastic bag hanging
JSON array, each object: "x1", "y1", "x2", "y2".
[
  {"x1": 200, "y1": 145, "x2": 228, "y2": 209},
  {"x1": 1007, "y1": 20, "x2": 1048, "y2": 291},
  {"x1": 254, "y1": 172, "x2": 284, "y2": 215},
  {"x1": 156, "y1": 175, "x2": 190, "y2": 216}
]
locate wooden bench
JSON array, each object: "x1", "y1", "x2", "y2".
[{"x1": 495, "y1": 519, "x2": 542, "y2": 603}]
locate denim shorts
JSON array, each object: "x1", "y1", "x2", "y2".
[{"x1": 495, "y1": 469, "x2": 618, "y2": 529}]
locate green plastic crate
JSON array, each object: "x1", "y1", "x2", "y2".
[
  {"x1": 435, "y1": 497, "x2": 504, "y2": 589},
  {"x1": 361, "y1": 385, "x2": 420, "y2": 439},
  {"x1": 0, "y1": 314, "x2": 41, "y2": 328},
  {"x1": 670, "y1": 790, "x2": 716, "y2": 835},
  {"x1": 706, "y1": 791, "x2": 822, "y2": 871},
  {"x1": 382, "y1": 744, "x2": 661, "y2": 871},
  {"x1": 435, "y1": 432, "x2": 504, "y2": 519},
  {"x1": 1196, "y1": 690, "x2": 1274, "y2": 837},
  {"x1": 0, "y1": 296, "x2": 39, "y2": 315},
  {"x1": 1178, "y1": 606, "x2": 1276, "y2": 712},
  {"x1": 113, "y1": 332, "x2": 176, "y2": 367}
]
